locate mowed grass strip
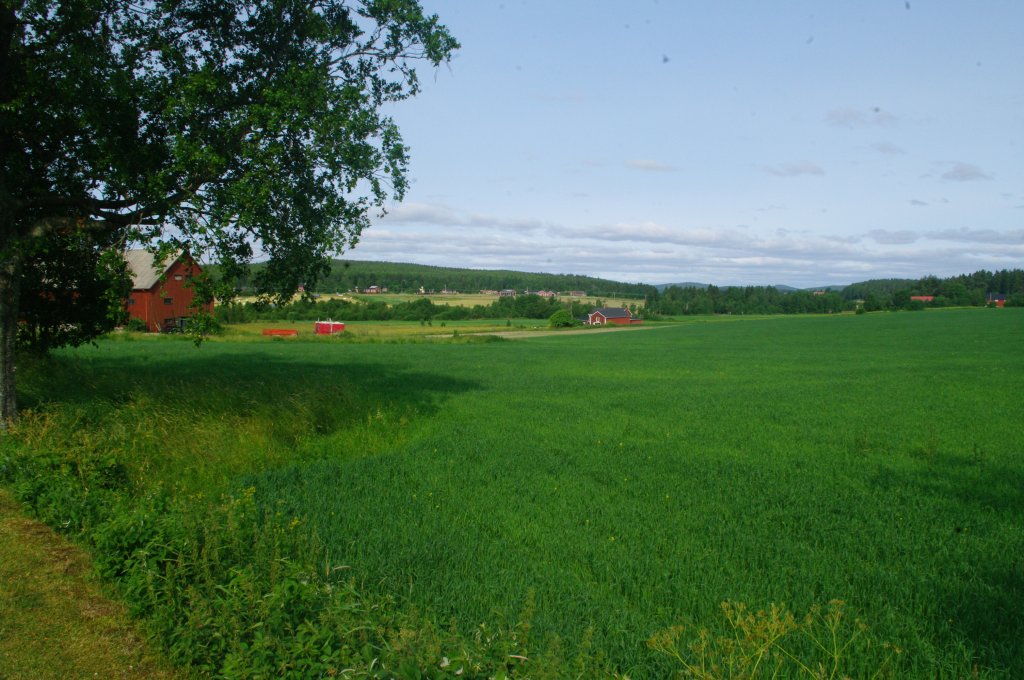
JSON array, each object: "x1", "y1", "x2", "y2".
[{"x1": 0, "y1": 490, "x2": 181, "y2": 680}]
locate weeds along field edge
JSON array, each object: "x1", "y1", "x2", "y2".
[{"x1": 2, "y1": 309, "x2": 1022, "y2": 677}]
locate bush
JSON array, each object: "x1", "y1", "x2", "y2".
[
  {"x1": 125, "y1": 317, "x2": 149, "y2": 332},
  {"x1": 548, "y1": 309, "x2": 578, "y2": 328}
]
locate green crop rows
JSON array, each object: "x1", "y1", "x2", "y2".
[{"x1": 3, "y1": 309, "x2": 1022, "y2": 677}]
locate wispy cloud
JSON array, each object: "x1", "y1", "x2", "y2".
[
  {"x1": 763, "y1": 161, "x2": 824, "y2": 177},
  {"x1": 871, "y1": 141, "x2": 905, "y2": 155},
  {"x1": 361, "y1": 205, "x2": 1023, "y2": 288},
  {"x1": 868, "y1": 229, "x2": 919, "y2": 245},
  {"x1": 925, "y1": 228, "x2": 1023, "y2": 244},
  {"x1": 554, "y1": 222, "x2": 749, "y2": 248},
  {"x1": 941, "y1": 162, "x2": 992, "y2": 182},
  {"x1": 825, "y1": 107, "x2": 899, "y2": 128},
  {"x1": 909, "y1": 199, "x2": 928, "y2": 207},
  {"x1": 625, "y1": 159, "x2": 677, "y2": 172},
  {"x1": 381, "y1": 202, "x2": 547, "y2": 232}
]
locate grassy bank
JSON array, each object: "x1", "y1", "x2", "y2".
[{"x1": 0, "y1": 490, "x2": 180, "y2": 679}]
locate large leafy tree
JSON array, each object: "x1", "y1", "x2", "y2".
[
  {"x1": 0, "y1": 0, "x2": 458, "y2": 426},
  {"x1": 17, "y1": 227, "x2": 132, "y2": 353}
]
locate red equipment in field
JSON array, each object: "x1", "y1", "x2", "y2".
[{"x1": 314, "y1": 320, "x2": 346, "y2": 335}]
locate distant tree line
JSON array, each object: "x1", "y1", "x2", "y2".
[
  {"x1": 214, "y1": 294, "x2": 614, "y2": 323},
  {"x1": 646, "y1": 269, "x2": 1024, "y2": 316},
  {"x1": 841, "y1": 269, "x2": 1024, "y2": 309},
  {"x1": 645, "y1": 286, "x2": 848, "y2": 316},
  {"x1": 217, "y1": 268, "x2": 1024, "y2": 323},
  {"x1": 220, "y1": 260, "x2": 653, "y2": 299}
]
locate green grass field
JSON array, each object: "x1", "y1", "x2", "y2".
[
  {"x1": 213, "y1": 317, "x2": 552, "y2": 340},
  {"x1": 3, "y1": 309, "x2": 1022, "y2": 677}
]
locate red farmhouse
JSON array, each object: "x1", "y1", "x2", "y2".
[
  {"x1": 587, "y1": 307, "x2": 641, "y2": 326},
  {"x1": 988, "y1": 294, "x2": 1006, "y2": 308},
  {"x1": 124, "y1": 250, "x2": 213, "y2": 332}
]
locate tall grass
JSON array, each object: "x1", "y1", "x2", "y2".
[{"x1": 2, "y1": 309, "x2": 1022, "y2": 677}]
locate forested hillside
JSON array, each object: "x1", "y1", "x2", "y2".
[
  {"x1": 646, "y1": 269, "x2": 1024, "y2": 316},
  {"x1": 645, "y1": 286, "x2": 849, "y2": 316},
  {"x1": 841, "y1": 269, "x2": 1024, "y2": 308},
  {"x1": 230, "y1": 260, "x2": 652, "y2": 298}
]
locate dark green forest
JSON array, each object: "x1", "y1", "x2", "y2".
[
  {"x1": 841, "y1": 269, "x2": 1024, "y2": 308},
  {"x1": 645, "y1": 268, "x2": 1024, "y2": 316},
  {"x1": 228, "y1": 259, "x2": 653, "y2": 299}
]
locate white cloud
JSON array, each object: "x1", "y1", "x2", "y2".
[
  {"x1": 359, "y1": 205, "x2": 1022, "y2": 288},
  {"x1": 763, "y1": 161, "x2": 824, "y2": 177},
  {"x1": 625, "y1": 159, "x2": 678, "y2": 172},
  {"x1": 381, "y1": 202, "x2": 547, "y2": 232},
  {"x1": 925, "y1": 228, "x2": 1023, "y2": 244},
  {"x1": 871, "y1": 142, "x2": 905, "y2": 155},
  {"x1": 825, "y1": 107, "x2": 899, "y2": 128},
  {"x1": 941, "y1": 162, "x2": 992, "y2": 182},
  {"x1": 868, "y1": 229, "x2": 920, "y2": 245},
  {"x1": 554, "y1": 222, "x2": 750, "y2": 249}
]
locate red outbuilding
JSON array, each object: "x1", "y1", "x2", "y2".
[
  {"x1": 124, "y1": 250, "x2": 213, "y2": 332},
  {"x1": 314, "y1": 320, "x2": 346, "y2": 335},
  {"x1": 587, "y1": 307, "x2": 641, "y2": 326}
]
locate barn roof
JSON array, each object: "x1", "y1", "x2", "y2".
[
  {"x1": 124, "y1": 249, "x2": 184, "y2": 290},
  {"x1": 592, "y1": 307, "x2": 631, "y2": 318}
]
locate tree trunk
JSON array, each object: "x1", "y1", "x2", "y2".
[{"x1": 0, "y1": 252, "x2": 20, "y2": 429}]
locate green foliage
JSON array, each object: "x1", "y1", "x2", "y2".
[
  {"x1": 16, "y1": 228, "x2": 131, "y2": 353},
  {"x1": 843, "y1": 269, "x2": 1024, "y2": 309},
  {"x1": 645, "y1": 269, "x2": 1024, "y2": 316},
  {"x1": 125, "y1": 317, "x2": 149, "y2": 333},
  {"x1": 548, "y1": 309, "x2": 578, "y2": 328},
  {"x1": 647, "y1": 285, "x2": 850, "y2": 316}
]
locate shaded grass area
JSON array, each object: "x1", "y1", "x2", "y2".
[
  {"x1": 0, "y1": 489, "x2": 181, "y2": 680},
  {"x1": 14, "y1": 340, "x2": 481, "y2": 494},
  {"x1": 2, "y1": 309, "x2": 1022, "y2": 677}
]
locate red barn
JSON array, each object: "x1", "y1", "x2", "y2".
[
  {"x1": 124, "y1": 250, "x2": 213, "y2": 332},
  {"x1": 587, "y1": 307, "x2": 641, "y2": 326}
]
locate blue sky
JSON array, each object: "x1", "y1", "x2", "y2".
[{"x1": 352, "y1": 1, "x2": 1023, "y2": 287}]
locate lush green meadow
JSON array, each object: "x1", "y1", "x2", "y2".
[{"x1": 2, "y1": 309, "x2": 1022, "y2": 677}]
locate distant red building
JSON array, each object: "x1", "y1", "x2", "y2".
[
  {"x1": 910, "y1": 295, "x2": 934, "y2": 302},
  {"x1": 314, "y1": 320, "x2": 346, "y2": 335},
  {"x1": 124, "y1": 250, "x2": 213, "y2": 332},
  {"x1": 587, "y1": 307, "x2": 641, "y2": 326},
  {"x1": 988, "y1": 294, "x2": 1006, "y2": 308}
]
